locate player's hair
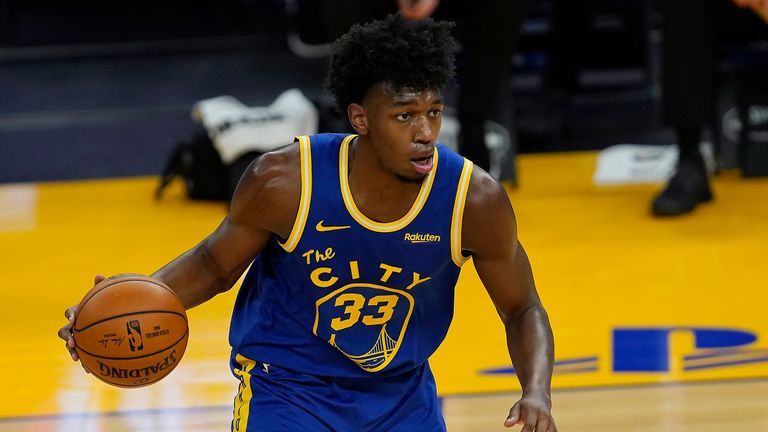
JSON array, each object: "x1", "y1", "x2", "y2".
[{"x1": 324, "y1": 13, "x2": 456, "y2": 111}]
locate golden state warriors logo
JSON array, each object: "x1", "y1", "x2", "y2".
[{"x1": 313, "y1": 283, "x2": 414, "y2": 372}]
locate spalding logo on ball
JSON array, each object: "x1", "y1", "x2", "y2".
[{"x1": 72, "y1": 274, "x2": 189, "y2": 388}]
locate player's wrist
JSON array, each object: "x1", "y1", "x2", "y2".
[{"x1": 520, "y1": 389, "x2": 552, "y2": 407}]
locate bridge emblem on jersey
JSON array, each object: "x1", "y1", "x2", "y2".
[{"x1": 313, "y1": 283, "x2": 414, "y2": 372}]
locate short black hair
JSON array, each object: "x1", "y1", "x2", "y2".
[{"x1": 324, "y1": 14, "x2": 456, "y2": 112}]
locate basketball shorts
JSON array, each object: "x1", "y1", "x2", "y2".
[{"x1": 230, "y1": 354, "x2": 446, "y2": 432}]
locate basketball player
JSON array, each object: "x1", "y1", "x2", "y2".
[{"x1": 59, "y1": 14, "x2": 556, "y2": 431}]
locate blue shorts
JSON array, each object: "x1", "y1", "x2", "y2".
[{"x1": 230, "y1": 354, "x2": 446, "y2": 432}]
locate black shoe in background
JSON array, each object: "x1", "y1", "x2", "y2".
[{"x1": 651, "y1": 157, "x2": 714, "y2": 216}]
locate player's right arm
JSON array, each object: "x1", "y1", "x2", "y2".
[
  {"x1": 151, "y1": 143, "x2": 301, "y2": 308},
  {"x1": 58, "y1": 142, "x2": 301, "y2": 361}
]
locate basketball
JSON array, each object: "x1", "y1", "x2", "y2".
[{"x1": 72, "y1": 274, "x2": 189, "y2": 388}]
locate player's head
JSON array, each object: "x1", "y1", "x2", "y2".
[
  {"x1": 325, "y1": 14, "x2": 455, "y2": 113},
  {"x1": 325, "y1": 14, "x2": 456, "y2": 181}
]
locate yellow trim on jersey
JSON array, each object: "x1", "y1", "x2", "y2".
[
  {"x1": 232, "y1": 354, "x2": 256, "y2": 431},
  {"x1": 278, "y1": 136, "x2": 313, "y2": 252},
  {"x1": 450, "y1": 159, "x2": 473, "y2": 267},
  {"x1": 339, "y1": 135, "x2": 438, "y2": 233}
]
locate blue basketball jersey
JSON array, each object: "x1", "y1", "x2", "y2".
[{"x1": 229, "y1": 133, "x2": 474, "y2": 378}]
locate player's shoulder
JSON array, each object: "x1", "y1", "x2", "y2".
[
  {"x1": 230, "y1": 142, "x2": 301, "y2": 234},
  {"x1": 464, "y1": 165, "x2": 512, "y2": 216},
  {"x1": 461, "y1": 164, "x2": 518, "y2": 255},
  {"x1": 236, "y1": 143, "x2": 300, "y2": 199}
]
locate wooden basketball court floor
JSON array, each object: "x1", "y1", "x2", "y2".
[{"x1": 1, "y1": 151, "x2": 767, "y2": 431}]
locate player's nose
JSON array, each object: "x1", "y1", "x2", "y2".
[{"x1": 412, "y1": 115, "x2": 436, "y2": 143}]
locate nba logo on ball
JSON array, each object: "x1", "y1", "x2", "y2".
[{"x1": 127, "y1": 320, "x2": 144, "y2": 352}]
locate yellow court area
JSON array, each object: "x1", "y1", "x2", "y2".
[{"x1": 1, "y1": 151, "x2": 767, "y2": 431}]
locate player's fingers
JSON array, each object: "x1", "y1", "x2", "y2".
[
  {"x1": 519, "y1": 406, "x2": 538, "y2": 432},
  {"x1": 64, "y1": 305, "x2": 78, "y2": 322},
  {"x1": 69, "y1": 337, "x2": 79, "y2": 361},
  {"x1": 57, "y1": 324, "x2": 70, "y2": 341},
  {"x1": 534, "y1": 415, "x2": 551, "y2": 432},
  {"x1": 504, "y1": 403, "x2": 522, "y2": 427},
  {"x1": 62, "y1": 305, "x2": 79, "y2": 360},
  {"x1": 66, "y1": 331, "x2": 76, "y2": 349},
  {"x1": 548, "y1": 420, "x2": 558, "y2": 432},
  {"x1": 59, "y1": 326, "x2": 79, "y2": 360},
  {"x1": 94, "y1": 274, "x2": 106, "y2": 285}
]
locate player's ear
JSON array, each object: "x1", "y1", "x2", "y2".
[{"x1": 348, "y1": 103, "x2": 368, "y2": 135}]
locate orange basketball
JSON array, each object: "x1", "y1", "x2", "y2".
[{"x1": 72, "y1": 274, "x2": 188, "y2": 388}]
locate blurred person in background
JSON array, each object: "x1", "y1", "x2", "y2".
[{"x1": 653, "y1": 0, "x2": 768, "y2": 216}]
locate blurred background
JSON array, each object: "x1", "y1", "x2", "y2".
[
  {"x1": 1, "y1": 0, "x2": 766, "y2": 183},
  {"x1": 0, "y1": 0, "x2": 756, "y2": 183}
]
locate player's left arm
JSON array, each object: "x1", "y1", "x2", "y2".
[{"x1": 462, "y1": 168, "x2": 556, "y2": 432}]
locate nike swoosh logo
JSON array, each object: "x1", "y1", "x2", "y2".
[{"x1": 316, "y1": 220, "x2": 351, "y2": 232}]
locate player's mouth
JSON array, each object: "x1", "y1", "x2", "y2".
[{"x1": 410, "y1": 154, "x2": 434, "y2": 175}]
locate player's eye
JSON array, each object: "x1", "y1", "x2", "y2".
[
  {"x1": 429, "y1": 109, "x2": 442, "y2": 117},
  {"x1": 396, "y1": 113, "x2": 412, "y2": 122}
]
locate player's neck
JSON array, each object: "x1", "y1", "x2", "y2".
[{"x1": 347, "y1": 137, "x2": 423, "y2": 223}]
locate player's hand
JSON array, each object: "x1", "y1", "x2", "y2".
[
  {"x1": 397, "y1": 0, "x2": 439, "y2": 20},
  {"x1": 505, "y1": 394, "x2": 557, "y2": 431},
  {"x1": 58, "y1": 275, "x2": 105, "y2": 368}
]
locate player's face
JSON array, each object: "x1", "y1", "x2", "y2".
[{"x1": 362, "y1": 83, "x2": 443, "y2": 181}]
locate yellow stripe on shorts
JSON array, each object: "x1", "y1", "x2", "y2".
[{"x1": 232, "y1": 354, "x2": 257, "y2": 431}]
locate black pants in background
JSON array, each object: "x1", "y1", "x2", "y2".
[{"x1": 662, "y1": 0, "x2": 767, "y2": 130}]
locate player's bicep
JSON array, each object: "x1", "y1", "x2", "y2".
[
  {"x1": 473, "y1": 240, "x2": 539, "y2": 323},
  {"x1": 202, "y1": 215, "x2": 271, "y2": 277},
  {"x1": 463, "y1": 171, "x2": 539, "y2": 322}
]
